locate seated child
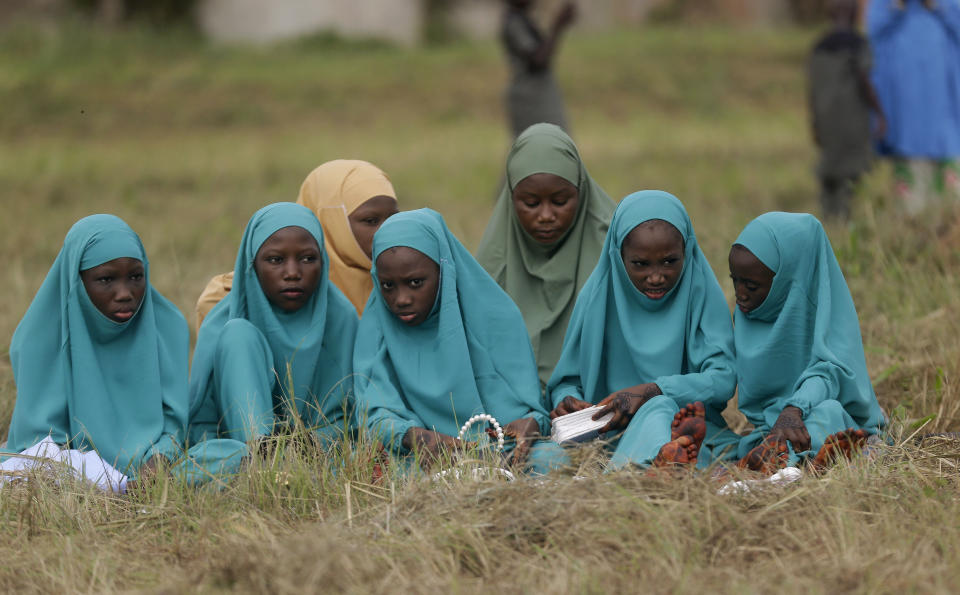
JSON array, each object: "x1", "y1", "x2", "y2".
[
  {"x1": 548, "y1": 191, "x2": 741, "y2": 470},
  {"x1": 354, "y1": 208, "x2": 567, "y2": 474},
  {"x1": 195, "y1": 159, "x2": 399, "y2": 326},
  {"x1": 477, "y1": 123, "x2": 615, "y2": 385},
  {"x1": 4, "y1": 215, "x2": 244, "y2": 485},
  {"x1": 188, "y1": 203, "x2": 358, "y2": 447},
  {"x1": 729, "y1": 212, "x2": 886, "y2": 473}
]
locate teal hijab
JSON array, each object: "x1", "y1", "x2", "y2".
[
  {"x1": 733, "y1": 212, "x2": 885, "y2": 433},
  {"x1": 189, "y1": 203, "x2": 357, "y2": 434},
  {"x1": 6, "y1": 215, "x2": 189, "y2": 474},
  {"x1": 477, "y1": 123, "x2": 615, "y2": 384},
  {"x1": 354, "y1": 208, "x2": 549, "y2": 452},
  {"x1": 547, "y1": 191, "x2": 737, "y2": 424}
]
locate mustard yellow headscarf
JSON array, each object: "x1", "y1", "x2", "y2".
[
  {"x1": 194, "y1": 160, "x2": 396, "y2": 327},
  {"x1": 296, "y1": 160, "x2": 396, "y2": 315}
]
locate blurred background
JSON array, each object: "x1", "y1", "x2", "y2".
[
  {"x1": 1, "y1": 0, "x2": 956, "y2": 433},
  {"x1": 2, "y1": 0, "x2": 850, "y2": 43}
]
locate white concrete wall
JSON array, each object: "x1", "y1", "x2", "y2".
[{"x1": 197, "y1": 0, "x2": 425, "y2": 46}]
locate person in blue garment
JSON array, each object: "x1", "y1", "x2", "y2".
[
  {"x1": 3, "y1": 215, "x2": 245, "y2": 487},
  {"x1": 728, "y1": 212, "x2": 886, "y2": 474},
  {"x1": 353, "y1": 208, "x2": 567, "y2": 474},
  {"x1": 188, "y1": 203, "x2": 358, "y2": 448},
  {"x1": 547, "y1": 191, "x2": 741, "y2": 470},
  {"x1": 867, "y1": 0, "x2": 960, "y2": 213}
]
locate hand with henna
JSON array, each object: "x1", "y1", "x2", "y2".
[
  {"x1": 500, "y1": 417, "x2": 541, "y2": 468},
  {"x1": 594, "y1": 383, "x2": 663, "y2": 433},
  {"x1": 550, "y1": 395, "x2": 594, "y2": 419},
  {"x1": 768, "y1": 405, "x2": 811, "y2": 452},
  {"x1": 402, "y1": 427, "x2": 469, "y2": 470}
]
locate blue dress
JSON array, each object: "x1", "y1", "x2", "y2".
[{"x1": 868, "y1": 0, "x2": 960, "y2": 159}]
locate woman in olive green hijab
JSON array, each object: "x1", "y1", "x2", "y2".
[{"x1": 477, "y1": 123, "x2": 615, "y2": 385}]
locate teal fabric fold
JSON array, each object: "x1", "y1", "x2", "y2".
[
  {"x1": 354, "y1": 208, "x2": 550, "y2": 453},
  {"x1": 188, "y1": 203, "x2": 357, "y2": 443},
  {"x1": 733, "y1": 212, "x2": 885, "y2": 434},
  {"x1": 6, "y1": 215, "x2": 189, "y2": 476},
  {"x1": 547, "y1": 191, "x2": 737, "y2": 426}
]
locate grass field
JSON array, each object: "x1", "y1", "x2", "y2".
[{"x1": 1, "y1": 19, "x2": 960, "y2": 593}]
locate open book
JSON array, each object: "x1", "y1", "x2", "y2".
[{"x1": 551, "y1": 406, "x2": 614, "y2": 444}]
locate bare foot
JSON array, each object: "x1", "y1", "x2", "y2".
[
  {"x1": 653, "y1": 403, "x2": 707, "y2": 468},
  {"x1": 671, "y1": 401, "x2": 707, "y2": 443},
  {"x1": 810, "y1": 428, "x2": 867, "y2": 471},
  {"x1": 737, "y1": 436, "x2": 788, "y2": 476}
]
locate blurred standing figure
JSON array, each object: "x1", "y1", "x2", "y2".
[
  {"x1": 502, "y1": 0, "x2": 576, "y2": 137},
  {"x1": 809, "y1": 0, "x2": 887, "y2": 221},
  {"x1": 868, "y1": 0, "x2": 960, "y2": 214}
]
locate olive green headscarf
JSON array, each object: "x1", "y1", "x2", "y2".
[{"x1": 476, "y1": 123, "x2": 615, "y2": 385}]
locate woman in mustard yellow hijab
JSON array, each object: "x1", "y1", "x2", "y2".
[{"x1": 195, "y1": 160, "x2": 399, "y2": 326}]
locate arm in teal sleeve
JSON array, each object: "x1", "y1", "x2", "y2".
[
  {"x1": 549, "y1": 382, "x2": 585, "y2": 409},
  {"x1": 655, "y1": 275, "x2": 736, "y2": 410},
  {"x1": 353, "y1": 331, "x2": 424, "y2": 454},
  {"x1": 309, "y1": 293, "x2": 360, "y2": 440},
  {"x1": 308, "y1": 313, "x2": 360, "y2": 441},
  {"x1": 148, "y1": 317, "x2": 191, "y2": 464},
  {"x1": 654, "y1": 358, "x2": 737, "y2": 410},
  {"x1": 786, "y1": 375, "x2": 834, "y2": 418}
]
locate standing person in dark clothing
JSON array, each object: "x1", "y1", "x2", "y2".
[
  {"x1": 501, "y1": 1, "x2": 576, "y2": 137},
  {"x1": 808, "y1": 0, "x2": 887, "y2": 221}
]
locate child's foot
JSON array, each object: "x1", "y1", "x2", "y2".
[
  {"x1": 671, "y1": 401, "x2": 707, "y2": 443},
  {"x1": 652, "y1": 435, "x2": 697, "y2": 467},
  {"x1": 737, "y1": 436, "x2": 788, "y2": 476},
  {"x1": 653, "y1": 403, "x2": 707, "y2": 469},
  {"x1": 810, "y1": 428, "x2": 867, "y2": 472}
]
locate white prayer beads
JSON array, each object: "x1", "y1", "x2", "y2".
[{"x1": 458, "y1": 413, "x2": 504, "y2": 452}]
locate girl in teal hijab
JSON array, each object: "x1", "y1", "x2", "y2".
[
  {"x1": 4, "y1": 215, "x2": 245, "y2": 483},
  {"x1": 477, "y1": 123, "x2": 615, "y2": 385},
  {"x1": 188, "y1": 203, "x2": 357, "y2": 447},
  {"x1": 547, "y1": 191, "x2": 741, "y2": 469},
  {"x1": 354, "y1": 208, "x2": 568, "y2": 474},
  {"x1": 730, "y1": 212, "x2": 885, "y2": 470}
]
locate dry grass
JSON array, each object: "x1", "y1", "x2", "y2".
[{"x1": 1, "y1": 19, "x2": 959, "y2": 593}]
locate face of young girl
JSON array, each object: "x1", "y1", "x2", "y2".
[
  {"x1": 254, "y1": 226, "x2": 323, "y2": 313},
  {"x1": 511, "y1": 173, "x2": 579, "y2": 244},
  {"x1": 348, "y1": 195, "x2": 399, "y2": 259},
  {"x1": 620, "y1": 220, "x2": 685, "y2": 300},
  {"x1": 375, "y1": 246, "x2": 440, "y2": 327},
  {"x1": 728, "y1": 244, "x2": 775, "y2": 313},
  {"x1": 80, "y1": 257, "x2": 146, "y2": 323}
]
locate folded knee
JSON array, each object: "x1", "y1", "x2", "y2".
[
  {"x1": 216, "y1": 319, "x2": 268, "y2": 358},
  {"x1": 642, "y1": 394, "x2": 678, "y2": 412}
]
